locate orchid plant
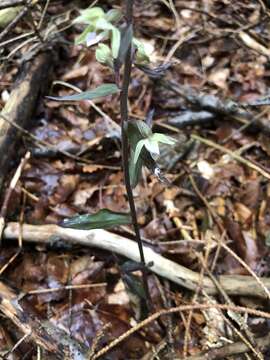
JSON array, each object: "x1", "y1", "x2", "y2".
[{"x1": 49, "y1": 2, "x2": 176, "y2": 313}]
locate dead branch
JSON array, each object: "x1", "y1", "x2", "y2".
[
  {"x1": 185, "y1": 333, "x2": 270, "y2": 360},
  {"x1": 163, "y1": 80, "x2": 270, "y2": 135},
  {"x1": 0, "y1": 151, "x2": 30, "y2": 242},
  {"x1": 3, "y1": 222, "x2": 270, "y2": 299},
  {"x1": 0, "y1": 51, "x2": 53, "y2": 188},
  {"x1": 0, "y1": 0, "x2": 25, "y2": 10},
  {"x1": 167, "y1": 110, "x2": 215, "y2": 128},
  {"x1": 0, "y1": 280, "x2": 87, "y2": 358},
  {"x1": 0, "y1": 2, "x2": 30, "y2": 43}
]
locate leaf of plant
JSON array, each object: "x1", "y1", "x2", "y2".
[
  {"x1": 122, "y1": 273, "x2": 146, "y2": 300},
  {"x1": 151, "y1": 133, "x2": 177, "y2": 145},
  {"x1": 130, "y1": 153, "x2": 143, "y2": 188},
  {"x1": 117, "y1": 25, "x2": 133, "y2": 64},
  {"x1": 136, "y1": 120, "x2": 152, "y2": 138},
  {"x1": 134, "y1": 139, "x2": 146, "y2": 164},
  {"x1": 145, "y1": 137, "x2": 160, "y2": 157},
  {"x1": 73, "y1": 7, "x2": 105, "y2": 24},
  {"x1": 111, "y1": 27, "x2": 121, "y2": 58},
  {"x1": 95, "y1": 17, "x2": 114, "y2": 30},
  {"x1": 47, "y1": 84, "x2": 119, "y2": 102},
  {"x1": 60, "y1": 209, "x2": 131, "y2": 230},
  {"x1": 75, "y1": 25, "x2": 95, "y2": 45}
]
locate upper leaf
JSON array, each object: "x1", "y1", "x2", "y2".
[
  {"x1": 117, "y1": 25, "x2": 133, "y2": 64},
  {"x1": 111, "y1": 27, "x2": 121, "y2": 59},
  {"x1": 47, "y1": 84, "x2": 119, "y2": 102},
  {"x1": 75, "y1": 25, "x2": 95, "y2": 45},
  {"x1": 73, "y1": 7, "x2": 105, "y2": 25},
  {"x1": 60, "y1": 209, "x2": 131, "y2": 230}
]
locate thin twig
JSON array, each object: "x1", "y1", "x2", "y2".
[
  {"x1": 220, "y1": 241, "x2": 270, "y2": 301},
  {"x1": 26, "y1": 283, "x2": 107, "y2": 295},
  {"x1": 0, "y1": 151, "x2": 30, "y2": 242}
]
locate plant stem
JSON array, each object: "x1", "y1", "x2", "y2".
[{"x1": 120, "y1": 0, "x2": 151, "y2": 310}]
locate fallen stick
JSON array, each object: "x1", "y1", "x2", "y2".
[
  {"x1": 185, "y1": 332, "x2": 270, "y2": 360},
  {"x1": 0, "y1": 0, "x2": 25, "y2": 10},
  {"x1": 0, "y1": 280, "x2": 86, "y2": 358},
  {"x1": 4, "y1": 222, "x2": 270, "y2": 299}
]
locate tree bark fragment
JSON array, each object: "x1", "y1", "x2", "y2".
[
  {"x1": 0, "y1": 281, "x2": 87, "y2": 358},
  {"x1": 0, "y1": 51, "x2": 53, "y2": 188}
]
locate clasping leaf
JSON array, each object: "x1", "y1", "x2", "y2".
[
  {"x1": 47, "y1": 83, "x2": 119, "y2": 102},
  {"x1": 60, "y1": 209, "x2": 131, "y2": 230}
]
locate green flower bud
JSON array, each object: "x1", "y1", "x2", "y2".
[
  {"x1": 95, "y1": 43, "x2": 113, "y2": 67},
  {"x1": 133, "y1": 38, "x2": 150, "y2": 64},
  {"x1": 105, "y1": 9, "x2": 122, "y2": 23}
]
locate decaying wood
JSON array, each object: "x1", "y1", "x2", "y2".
[
  {"x1": 0, "y1": 0, "x2": 25, "y2": 10},
  {"x1": 4, "y1": 222, "x2": 270, "y2": 299},
  {"x1": 186, "y1": 332, "x2": 270, "y2": 360},
  {"x1": 0, "y1": 51, "x2": 53, "y2": 188},
  {"x1": 0, "y1": 281, "x2": 87, "y2": 359}
]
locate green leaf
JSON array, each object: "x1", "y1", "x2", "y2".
[
  {"x1": 105, "y1": 9, "x2": 122, "y2": 23},
  {"x1": 111, "y1": 27, "x2": 121, "y2": 58},
  {"x1": 144, "y1": 137, "x2": 160, "y2": 156},
  {"x1": 150, "y1": 133, "x2": 177, "y2": 145},
  {"x1": 60, "y1": 209, "x2": 131, "y2": 230},
  {"x1": 134, "y1": 139, "x2": 146, "y2": 164},
  {"x1": 117, "y1": 25, "x2": 133, "y2": 64},
  {"x1": 0, "y1": 7, "x2": 23, "y2": 28},
  {"x1": 129, "y1": 147, "x2": 143, "y2": 188},
  {"x1": 46, "y1": 84, "x2": 119, "y2": 102},
  {"x1": 95, "y1": 17, "x2": 114, "y2": 30},
  {"x1": 73, "y1": 7, "x2": 105, "y2": 24},
  {"x1": 136, "y1": 120, "x2": 152, "y2": 138},
  {"x1": 75, "y1": 25, "x2": 95, "y2": 45}
]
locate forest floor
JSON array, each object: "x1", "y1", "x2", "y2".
[{"x1": 1, "y1": 0, "x2": 270, "y2": 359}]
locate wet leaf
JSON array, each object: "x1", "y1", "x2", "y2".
[{"x1": 60, "y1": 209, "x2": 131, "y2": 230}]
